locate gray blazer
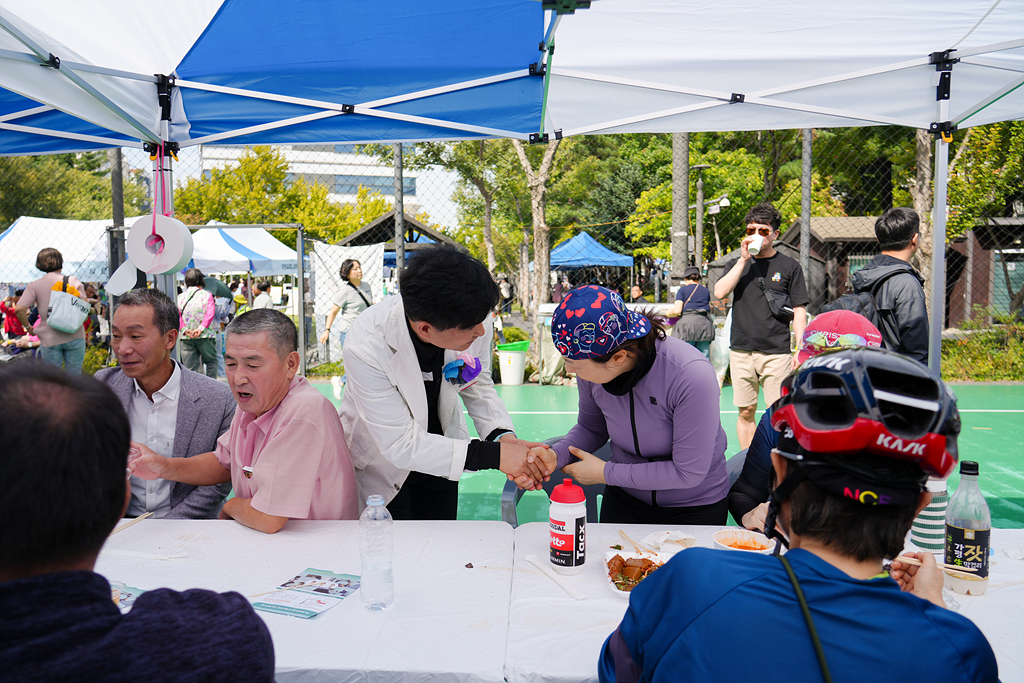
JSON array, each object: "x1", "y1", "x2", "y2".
[{"x1": 96, "y1": 362, "x2": 236, "y2": 519}]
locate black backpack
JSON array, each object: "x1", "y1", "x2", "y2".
[{"x1": 821, "y1": 268, "x2": 910, "y2": 351}]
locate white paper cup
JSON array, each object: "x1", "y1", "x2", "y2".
[{"x1": 747, "y1": 233, "x2": 765, "y2": 255}]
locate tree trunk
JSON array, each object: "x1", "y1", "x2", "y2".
[
  {"x1": 473, "y1": 181, "x2": 497, "y2": 272},
  {"x1": 910, "y1": 129, "x2": 934, "y2": 318},
  {"x1": 512, "y1": 138, "x2": 561, "y2": 367}
]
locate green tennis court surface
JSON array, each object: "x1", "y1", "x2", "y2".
[{"x1": 314, "y1": 381, "x2": 1024, "y2": 528}]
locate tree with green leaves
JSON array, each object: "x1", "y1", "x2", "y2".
[
  {"x1": 174, "y1": 145, "x2": 391, "y2": 248},
  {"x1": 0, "y1": 152, "x2": 146, "y2": 230}
]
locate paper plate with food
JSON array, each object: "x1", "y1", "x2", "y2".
[
  {"x1": 638, "y1": 530, "x2": 698, "y2": 553},
  {"x1": 712, "y1": 529, "x2": 776, "y2": 554},
  {"x1": 605, "y1": 551, "x2": 667, "y2": 598}
]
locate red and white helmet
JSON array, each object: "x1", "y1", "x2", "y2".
[{"x1": 772, "y1": 347, "x2": 959, "y2": 480}]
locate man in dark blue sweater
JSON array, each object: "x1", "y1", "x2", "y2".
[{"x1": 0, "y1": 362, "x2": 274, "y2": 683}]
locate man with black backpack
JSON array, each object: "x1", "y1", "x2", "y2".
[{"x1": 843, "y1": 207, "x2": 929, "y2": 364}]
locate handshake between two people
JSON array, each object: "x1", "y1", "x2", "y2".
[
  {"x1": 499, "y1": 439, "x2": 607, "y2": 491},
  {"x1": 498, "y1": 435, "x2": 558, "y2": 491}
]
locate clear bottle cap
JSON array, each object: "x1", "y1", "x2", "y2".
[{"x1": 366, "y1": 494, "x2": 385, "y2": 507}]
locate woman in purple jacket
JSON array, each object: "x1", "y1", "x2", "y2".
[{"x1": 547, "y1": 285, "x2": 729, "y2": 525}]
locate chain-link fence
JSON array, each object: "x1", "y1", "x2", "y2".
[{"x1": 2, "y1": 124, "x2": 1022, "y2": 377}]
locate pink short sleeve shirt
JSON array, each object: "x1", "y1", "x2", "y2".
[{"x1": 215, "y1": 376, "x2": 359, "y2": 520}]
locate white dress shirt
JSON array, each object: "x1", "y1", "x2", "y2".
[
  {"x1": 252, "y1": 292, "x2": 273, "y2": 309},
  {"x1": 127, "y1": 362, "x2": 181, "y2": 517}
]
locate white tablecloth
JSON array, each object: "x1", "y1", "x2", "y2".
[
  {"x1": 96, "y1": 519, "x2": 513, "y2": 683},
  {"x1": 507, "y1": 523, "x2": 1024, "y2": 683}
]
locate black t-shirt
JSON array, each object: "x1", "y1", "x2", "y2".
[{"x1": 725, "y1": 252, "x2": 809, "y2": 354}]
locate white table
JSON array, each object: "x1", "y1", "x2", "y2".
[
  {"x1": 505, "y1": 523, "x2": 724, "y2": 683},
  {"x1": 957, "y1": 528, "x2": 1024, "y2": 681},
  {"x1": 507, "y1": 523, "x2": 1024, "y2": 683},
  {"x1": 96, "y1": 519, "x2": 514, "y2": 683}
]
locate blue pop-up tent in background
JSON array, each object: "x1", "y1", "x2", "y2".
[{"x1": 550, "y1": 232, "x2": 632, "y2": 269}]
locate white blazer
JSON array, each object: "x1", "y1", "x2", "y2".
[{"x1": 338, "y1": 294, "x2": 513, "y2": 506}]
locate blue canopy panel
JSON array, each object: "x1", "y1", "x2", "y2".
[
  {"x1": 0, "y1": 89, "x2": 137, "y2": 155},
  {"x1": 550, "y1": 231, "x2": 633, "y2": 269},
  {"x1": 174, "y1": 78, "x2": 542, "y2": 144},
  {"x1": 174, "y1": 0, "x2": 544, "y2": 144}
]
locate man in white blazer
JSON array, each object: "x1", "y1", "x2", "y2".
[{"x1": 340, "y1": 247, "x2": 553, "y2": 520}]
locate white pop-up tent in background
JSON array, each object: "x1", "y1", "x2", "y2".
[
  {"x1": 0, "y1": 216, "x2": 112, "y2": 285},
  {"x1": 0, "y1": 217, "x2": 297, "y2": 286}
]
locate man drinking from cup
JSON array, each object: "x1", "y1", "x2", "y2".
[{"x1": 714, "y1": 203, "x2": 808, "y2": 450}]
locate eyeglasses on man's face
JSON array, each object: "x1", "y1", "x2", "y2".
[{"x1": 745, "y1": 226, "x2": 773, "y2": 236}]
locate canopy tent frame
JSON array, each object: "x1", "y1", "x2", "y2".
[
  {"x1": 0, "y1": 7, "x2": 159, "y2": 142},
  {"x1": 0, "y1": 0, "x2": 1021, "y2": 375},
  {"x1": 174, "y1": 70, "x2": 536, "y2": 146}
]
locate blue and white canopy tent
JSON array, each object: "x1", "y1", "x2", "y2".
[
  {"x1": 0, "y1": 0, "x2": 545, "y2": 155},
  {"x1": 189, "y1": 225, "x2": 297, "y2": 277},
  {"x1": 0, "y1": 0, "x2": 1021, "y2": 371}
]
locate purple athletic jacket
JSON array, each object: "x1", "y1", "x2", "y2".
[{"x1": 552, "y1": 336, "x2": 729, "y2": 508}]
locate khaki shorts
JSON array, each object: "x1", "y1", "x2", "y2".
[{"x1": 730, "y1": 350, "x2": 792, "y2": 408}]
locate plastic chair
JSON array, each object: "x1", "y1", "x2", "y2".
[
  {"x1": 500, "y1": 436, "x2": 611, "y2": 528},
  {"x1": 727, "y1": 448, "x2": 748, "y2": 488}
]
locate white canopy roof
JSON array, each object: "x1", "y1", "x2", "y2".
[{"x1": 545, "y1": 0, "x2": 1024, "y2": 136}]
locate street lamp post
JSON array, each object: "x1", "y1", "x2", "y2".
[
  {"x1": 691, "y1": 165, "x2": 710, "y2": 270},
  {"x1": 708, "y1": 196, "x2": 731, "y2": 260}
]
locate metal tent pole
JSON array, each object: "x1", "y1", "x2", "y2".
[
  {"x1": 928, "y1": 137, "x2": 950, "y2": 374},
  {"x1": 296, "y1": 224, "x2": 307, "y2": 375}
]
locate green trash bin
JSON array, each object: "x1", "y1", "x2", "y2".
[{"x1": 495, "y1": 340, "x2": 530, "y2": 385}]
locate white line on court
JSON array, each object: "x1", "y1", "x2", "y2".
[{"x1": 478, "y1": 409, "x2": 1024, "y2": 415}]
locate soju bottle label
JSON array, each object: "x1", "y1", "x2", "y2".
[{"x1": 945, "y1": 525, "x2": 990, "y2": 579}]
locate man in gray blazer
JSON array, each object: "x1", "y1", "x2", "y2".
[{"x1": 97, "y1": 288, "x2": 236, "y2": 519}]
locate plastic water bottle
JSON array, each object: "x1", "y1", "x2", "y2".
[
  {"x1": 549, "y1": 478, "x2": 586, "y2": 575},
  {"x1": 359, "y1": 495, "x2": 394, "y2": 610},
  {"x1": 944, "y1": 461, "x2": 990, "y2": 596}
]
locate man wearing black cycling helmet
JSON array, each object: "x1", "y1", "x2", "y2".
[{"x1": 599, "y1": 348, "x2": 997, "y2": 683}]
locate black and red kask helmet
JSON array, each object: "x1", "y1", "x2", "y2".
[
  {"x1": 763, "y1": 348, "x2": 960, "y2": 549},
  {"x1": 771, "y1": 347, "x2": 959, "y2": 479}
]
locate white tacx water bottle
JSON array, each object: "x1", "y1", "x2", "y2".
[
  {"x1": 359, "y1": 495, "x2": 395, "y2": 610},
  {"x1": 549, "y1": 478, "x2": 586, "y2": 575}
]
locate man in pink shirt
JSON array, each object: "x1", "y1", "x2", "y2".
[{"x1": 130, "y1": 309, "x2": 359, "y2": 532}]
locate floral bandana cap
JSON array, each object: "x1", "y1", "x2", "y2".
[{"x1": 551, "y1": 285, "x2": 651, "y2": 360}]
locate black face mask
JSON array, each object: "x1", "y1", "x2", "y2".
[{"x1": 601, "y1": 345, "x2": 657, "y2": 396}]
